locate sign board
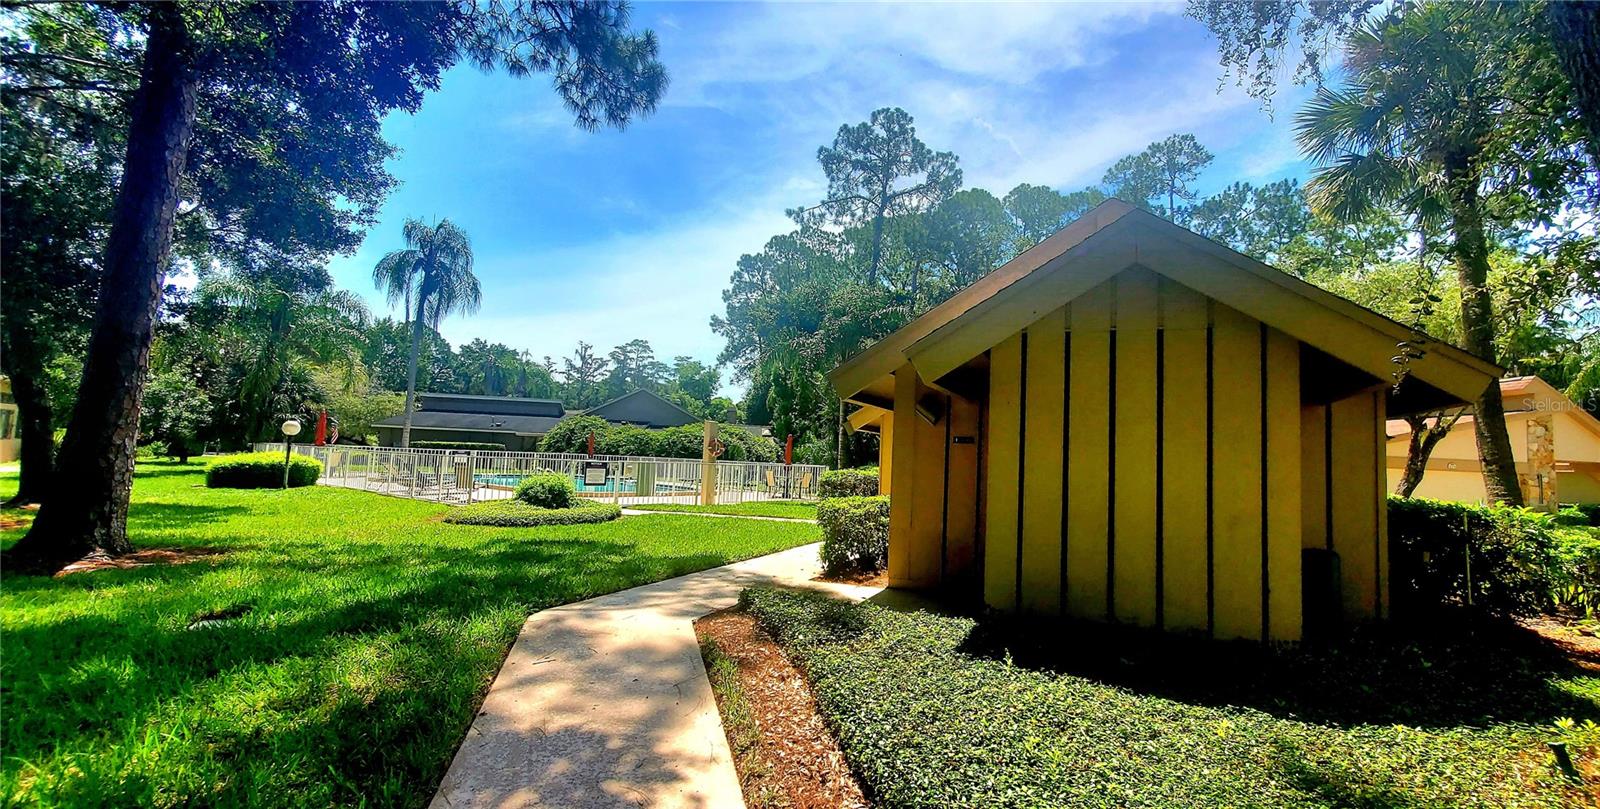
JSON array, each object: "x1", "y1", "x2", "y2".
[{"x1": 583, "y1": 461, "x2": 609, "y2": 487}]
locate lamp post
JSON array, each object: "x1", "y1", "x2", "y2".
[{"x1": 280, "y1": 418, "x2": 302, "y2": 489}]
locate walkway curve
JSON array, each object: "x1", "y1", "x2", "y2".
[{"x1": 429, "y1": 542, "x2": 881, "y2": 809}]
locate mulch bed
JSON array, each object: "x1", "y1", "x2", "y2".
[
  {"x1": 696, "y1": 608, "x2": 870, "y2": 809},
  {"x1": 56, "y1": 548, "x2": 228, "y2": 577},
  {"x1": 1521, "y1": 615, "x2": 1600, "y2": 674},
  {"x1": 814, "y1": 570, "x2": 887, "y2": 587}
]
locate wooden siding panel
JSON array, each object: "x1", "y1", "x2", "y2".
[
  {"x1": 1022, "y1": 308, "x2": 1067, "y2": 613},
  {"x1": 1209, "y1": 304, "x2": 1263, "y2": 639},
  {"x1": 1161, "y1": 283, "x2": 1210, "y2": 632},
  {"x1": 1330, "y1": 391, "x2": 1381, "y2": 619},
  {"x1": 985, "y1": 334, "x2": 1024, "y2": 610},
  {"x1": 1114, "y1": 270, "x2": 1159, "y2": 626},
  {"x1": 909, "y1": 376, "x2": 950, "y2": 586},
  {"x1": 944, "y1": 395, "x2": 982, "y2": 581},
  {"x1": 1300, "y1": 405, "x2": 1328, "y2": 550},
  {"x1": 1266, "y1": 328, "x2": 1303, "y2": 641},
  {"x1": 1066, "y1": 282, "x2": 1114, "y2": 619},
  {"x1": 888, "y1": 367, "x2": 918, "y2": 587}
]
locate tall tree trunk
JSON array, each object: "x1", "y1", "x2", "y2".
[
  {"x1": 868, "y1": 206, "x2": 886, "y2": 287},
  {"x1": 3, "y1": 361, "x2": 54, "y2": 508},
  {"x1": 400, "y1": 293, "x2": 428, "y2": 448},
  {"x1": 1394, "y1": 409, "x2": 1464, "y2": 497},
  {"x1": 1444, "y1": 157, "x2": 1523, "y2": 506},
  {"x1": 1545, "y1": 1, "x2": 1600, "y2": 169},
  {"x1": 5, "y1": 6, "x2": 198, "y2": 572}
]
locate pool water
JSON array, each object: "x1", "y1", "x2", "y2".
[{"x1": 473, "y1": 474, "x2": 692, "y2": 493}]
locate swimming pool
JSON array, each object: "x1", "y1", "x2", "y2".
[{"x1": 473, "y1": 474, "x2": 694, "y2": 494}]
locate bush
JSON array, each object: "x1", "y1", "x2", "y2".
[
  {"x1": 412, "y1": 441, "x2": 506, "y2": 451},
  {"x1": 596, "y1": 424, "x2": 659, "y2": 457},
  {"x1": 1388, "y1": 496, "x2": 1563, "y2": 617},
  {"x1": 514, "y1": 472, "x2": 578, "y2": 509},
  {"x1": 443, "y1": 498, "x2": 621, "y2": 527},
  {"x1": 206, "y1": 452, "x2": 321, "y2": 489},
  {"x1": 537, "y1": 415, "x2": 612, "y2": 454},
  {"x1": 1563, "y1": 503, "x2": 1600, "y2": 527},
  {"x1": 818, "y1": 467, "x2": 880, "y2": 498},
  {"x1": 817, "y1": 495, "x2": 889, "y2": 574}
]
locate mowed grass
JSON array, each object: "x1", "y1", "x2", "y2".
[
  {"x1": 628, "y1": 501, "x2": 818, "y2": 520},
  {"x1": 742, "y1": 587, "x2": 1600, "y2": 808},
  {"x1": 0, "y1": 463, "x2": 820, "y2": 807}
]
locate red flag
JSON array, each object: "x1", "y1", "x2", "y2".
[
  {"x1": 314, "y1": 411, "x2": 328, "y2": 446},
  {"x1": 784, "y1": 434, "x2": 794, "y2": 465}
]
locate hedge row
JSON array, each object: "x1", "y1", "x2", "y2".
[
  {"x1": 205, "y1": 452, "x2": 321, "y2": 489},
  {"x1": 442, "y1": 499, "x2": 622, "y2": 527},
  {"x1": 817, "y1": 495, "x2": 889, "y2": 574},
  {"x1": 411, "y1": 441, "x2": 506, "y2": 451},
  {"x1": 1389, "y1": 496, "x2": 1600, "y2": 618},
  {"x1": 818, "y1": 467, "x2": 879, "y2": 498},
  {"x1": 536, "y1": 415, "x2": 780, "y2": 462}
]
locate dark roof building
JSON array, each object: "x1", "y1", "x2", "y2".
[
  {"x1": 373, "y1": 393, "x2": 566, "y2": 451},
  {"x1": 583, "y1": 389, "x2": 701, "y2": 428}
]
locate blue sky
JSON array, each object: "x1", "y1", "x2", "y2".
[{"x1": 325, "y1": 2, "x2": 1318, "y2": 396}]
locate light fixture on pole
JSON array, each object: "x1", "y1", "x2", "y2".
[{"x1": 280, "y1": 418, "x2": 302, "y2": 489}]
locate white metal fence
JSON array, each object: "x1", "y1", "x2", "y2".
[{"x1": 253, "y1": 443, "x2": 824, "y2": 506}]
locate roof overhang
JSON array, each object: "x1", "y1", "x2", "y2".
[{"x1": 830, "y1": 201, "x2": 1502, "y2": 414}]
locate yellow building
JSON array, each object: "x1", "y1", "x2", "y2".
[
  {"x1": 830, "y1": 200, "x2": 1500, "y2": 641},
  {"x1": 0, "y1": 376, "x2": 19, "y2": 464},
  {"x1": 1386, "y1": 375, "x2": 1600, "y2": 506}
]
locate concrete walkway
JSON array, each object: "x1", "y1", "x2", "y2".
[
  {"x1": 429, "y1": 542, "x2": 882, "y2": 809},
  {"x1": 617, "y1": 508, "x2": 816, "y2": 524}
]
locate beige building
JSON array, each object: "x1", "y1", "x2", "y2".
[
  {"x1": 0, "y1": 376, "x2": 18, "y2": 464},
  {"x1": 1386, "y1": 376, "x2": 1600, "y2": 506}
]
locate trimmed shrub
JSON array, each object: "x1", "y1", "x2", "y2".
[
  {"x1": 1388, "y1": 496, "x2": 1562, "y2": 617},
  {"x1": 596, "y1": 424, "x2": 660, "y2": 457},
  {"x1": 412, "y1": 441, "x2": 506, "y2": 451},
  {"x1": 818, "y1": 467, "x2": 880, "y2": 499},
  {"x1": 537, "y1": 415, "x2": 612, "y2": 454},
  {"x1": 206, "y1": 452, "x2": 321, "y2": 489},
  {"x1": 443, "y1": 499, "x2": 621, "y2": 527},
  {"x1": 653, "y1": 424, "x2": 705, "y2": 459},
  {"x1": 817, "y1": 495, "x2": 889, "y2": 574},
  {"x1": 514, "y1": 472, "x2": 578, "y2": 509}
]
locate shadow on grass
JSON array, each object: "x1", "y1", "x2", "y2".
[
  {"x1": 1, "y1": 535, "x2": 733, "y2": 771},
  {"x1": 954, "y1": 609, "x2": 1599, "y2": 730}
]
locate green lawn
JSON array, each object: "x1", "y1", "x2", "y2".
[
  {"x1": 0, "y1": 463, "x2": 820, "y2": 807},
  {"x1": 627, "y1": 501, "x2": 819, "y2": 520},
  {"x1": 742, "y1": 587, "x2": 1600, "y2": 808}
]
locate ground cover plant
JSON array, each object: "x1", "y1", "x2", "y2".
[
  {"x1": 0, "y1": 463, "x2": 819, "y2": 807},
  {"x1": 741, "y1": 587, "x2": 1600, "y2": 808},
  {"x1": 628, "y1": 501, "x2": 819, "y2": 520},
  {"x1": 443, "y1": 498, "x2": 621, "y2": 526}
]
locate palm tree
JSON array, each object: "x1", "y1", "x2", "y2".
[
  {"x1": 373, "y1": 218, "x2": 480, "y2": 447},
  {"x1": 1293, "y1": 3, "x2": 1560, "y2": 506},
  {"x1": 201, "y1": 271, "x2": 370, "y2": 440}
]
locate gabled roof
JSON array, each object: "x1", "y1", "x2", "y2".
[
  {"x1": 831, "y1": 200, "x2": 1502, "y2": 411},
  {"x1": 582, "y1": 388, "x2": 702, "y2": 428},
  {"x1": 372, "y1": 411, "x2": 563, "y2": 436},
  {"x1": 416, "y1": 392, "x2": 565, "y2": 418},
  {"x1": 1386, "y1": 375, "x2": 1600, "y2": 442}
]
